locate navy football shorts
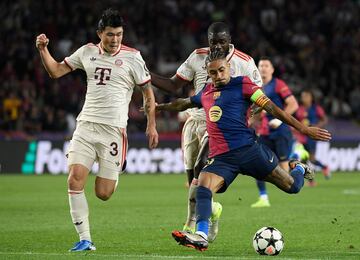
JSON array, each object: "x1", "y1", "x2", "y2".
[
  {"x1": 201, "y1": 142, "x2": 278, "y2": 193},
  {"x1": 259, "y1": 134, "x2": 293, "y2": 162},
  {"x1": 304, "y1": 138, "x2": 316, "y2": 153}
]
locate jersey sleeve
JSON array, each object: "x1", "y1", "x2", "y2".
[
  {"x1": 241, "y1": 76, "x2": 270, "y2": 108},
  {"x1": 189, "y1": 86, "x2": 204, "y2": 108},
  {"x1": 242, "y1": 76, "x2": 262, "y2": 98},
  {"x1": 176, "y1": 50, "x2": 196, "y2": 82},
  {"x1": 275, "y1": 79, "x2": 293, "y2": 99},
  {"x1": 316, "y1": 105, "x2": 325, "y2": 118},
  {"x1": 244, "y1": 58, "x2": 263, "y2": 86},
  {"x1": 63, "y1": 45, "x2": 86, "y2": 71},
  {"x1": 132, "y1": 52, "x2": 151, "y2": 86}
]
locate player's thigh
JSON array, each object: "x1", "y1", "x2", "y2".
[
  {"x1": 201, "y1": 153, "x2": 239, "y2": 193},
  {"x1": 67, "y1": 121, "x2": 97, "y2": 169},
  {"x1": 264, "y1": 165, "x2": 293, "y2": 191},
  {"x1": 182, "y1": 119, "x2": 200, "y2": 169},
  {"x1": 195, "y1": 120, "x2": 207, "y2": 142},
  {"x1": 67, "y1": 121, "x2": 97, "y2": 189},
  {"x1": 198, "y1": 171, "x2": 225, "y2": 193},
  {"x1": 94, "y1": 125, "x2": 127, "y2": 190},
  {"x1": 238, "y1": 143, "x2": 278, "y2": 180}
]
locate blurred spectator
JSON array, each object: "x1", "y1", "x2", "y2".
[
  {"x1": 3, "y1": 91, "x2": 22, "y2": 130},
  {"x1": 0, "y1": 0, "x2": 359, "y2": 139},
  {"x1": 23, "y1": 106, "x2": 42, "y2": 134}
]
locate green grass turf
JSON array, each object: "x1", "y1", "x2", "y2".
[{"x1": 0, "y1": 172, "x2": 359, "y2": 259}]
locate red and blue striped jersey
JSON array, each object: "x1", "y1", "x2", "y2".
[
  {"x1": 190, "y1": 76, "x2": 261, "y2": 157},
  {"x1": 262, "y1": 77, "x2": 293, "y2": 137}
]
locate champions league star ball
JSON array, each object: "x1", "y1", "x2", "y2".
[{"x1": 252, "y1": 227, "x2": 284, "y2": 256}]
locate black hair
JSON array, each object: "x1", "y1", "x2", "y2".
[
  {"x1": 259, "y1": 56, "x2": 274, "y2": 65},
  {"x1": 97, "y1": 9, "x2": 124, "y2": 31},
  {"x1": 205, "y1": 50, "x2": 227, "y2": 66},
  {"x1": 208, "y1": 22, "x2": 230, "y2": 35}
]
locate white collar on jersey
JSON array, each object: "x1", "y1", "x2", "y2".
[{"x1": 226, "y1": 44, "x2": 235, "y2": 61}]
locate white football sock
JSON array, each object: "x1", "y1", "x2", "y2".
[
  {"x1": 195, "y1": 231, "x2": 208, "y2": 240},
  {"x1": 260, "y1": 194, "x2": 269, "y2": 201},
  {"x1": 68, "y1": 190, "x2": 91, "y2": 241}
]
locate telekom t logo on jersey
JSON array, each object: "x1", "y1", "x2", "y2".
[{"x1": 94, "y1": 67, "x2": 112, "y2": 85}]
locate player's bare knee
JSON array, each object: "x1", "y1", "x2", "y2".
[
  {"x1": 95, "y1": 189, "x2": 113, "y2": 201},
  {"x1": 68, "y1": 172, "x2": 85, "y2": 190},
  {"x1": 95, "y1": 184, "x2": 114, "y2": 201},
  {"x1": 68, "y1": 164, "x2": 88, "y2": 189}
]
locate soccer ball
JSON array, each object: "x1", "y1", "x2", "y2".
[{"x1": 252, "y1": 226, "x2": 284, "y2": 255}]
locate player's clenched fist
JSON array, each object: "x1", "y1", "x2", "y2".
[{"x1": 36, "y1": 34, "x2": 49, "y2": 50}]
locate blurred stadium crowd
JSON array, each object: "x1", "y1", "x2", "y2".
[{"x1": 1, "y1": 0, "x2": 359, "y2": 139}]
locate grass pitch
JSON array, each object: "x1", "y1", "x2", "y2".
[{"x1": 0, "y1": 172, "x2": 359, "y2": 259}]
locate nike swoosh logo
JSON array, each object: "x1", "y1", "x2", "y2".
[{"x1": 269, "y1": 155, "x2": 274, "y2": 163}]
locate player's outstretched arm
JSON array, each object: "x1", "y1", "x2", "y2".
[
  {"x1": 156, "y1": 97, "x2": 196, "y2": 112},
  {"x1": 35, "y1": 34, "x2": 71, "y2": 79},
  {"x1": 150, "y1": 72, "x2": 188, "y2": 93},
  {"x1": 141, "y1": 83, "x2": 159, "y2": 149},
  {"x1": 261, "y1": 99, "x2": 331, "y2": 142}
]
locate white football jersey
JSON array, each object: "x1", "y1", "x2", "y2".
[
  {"x1": 176, "y1": 44, "x2": 262, "y2": 120},
  {"x1": 64, "y1": 43, "x2": 150, "y2": 128}
]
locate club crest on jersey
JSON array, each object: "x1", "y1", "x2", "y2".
[
  {"x1": 90, "y1": 57, "x2": 96, "y2": 61},
  {"x1": 253, "y1": 69, "x2": 259, "y2": 80},
  {"x1": 209, "y1": 105, "x2": 222, "y2": 122},
  {"x1": 230, "y1": 68, "x2": 235, "y2": 76},
  {"x1": 115, "y1": 59, "x2": 123, "y2": 66},
  {"x1": 213, "y1": 91, "x2": 221, "y2": 100}
]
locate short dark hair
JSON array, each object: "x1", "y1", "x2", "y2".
[
  {"x1": 208, "y1": 22, "x2": 230, "y2": 35},
  {"x1": 97, "y1": 9, "x2": 124, "y2": 31},
  {"x1": 259, "y1": 56, "x2": 274, "y2": 65},
  {"x1": 205, "y1": 50, "x2": 227, "y2": 66}
]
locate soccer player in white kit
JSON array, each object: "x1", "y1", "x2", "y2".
[
  {"x1": 151, "y1": 22, "x2": 262, "y2": 242},
  {"x1": 35, "y1": 9, "x2": 158, "y2": 251}
]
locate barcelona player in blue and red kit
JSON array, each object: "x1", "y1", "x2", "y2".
[
  {"x1": 295, "y1": 89, "x2": 330, "y2": 182},
  {"x1": 251, "y1": 57, "x2": 299, "y2": 208},
  {"x1": 155, "y1": 51, "x2": 331, "y2": 251}
]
